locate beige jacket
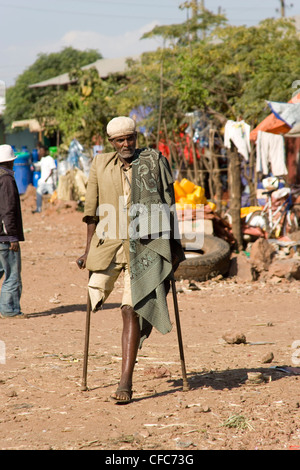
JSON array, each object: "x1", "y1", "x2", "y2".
[{"x1": 84, "y1": 152, "x2": 130, "y2": 272}]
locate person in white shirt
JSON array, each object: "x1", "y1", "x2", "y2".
[{"x1": 33, "y1": 145, "x2": 57, "y2": 213}]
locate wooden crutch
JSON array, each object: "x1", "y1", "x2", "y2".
[
  {"x1": 79, "y1": 265, "x2": 189, "y2": 392},
  {"x1": 171, "y1": 278, "x2": 189, "y2": 392},
  {"x1": 81, "y1": 283, "x2": 92, "y2": 391},
  {"x1": 77, "y1": 259, "x2": 91, "y2": 392}
]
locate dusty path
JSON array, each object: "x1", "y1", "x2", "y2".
[{"x1": 0, "y1": 195, "x2": 300, "y2": 450}]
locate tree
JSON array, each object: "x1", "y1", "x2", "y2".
[
  {"x1": 174, "y1": 18, "x2": 300, "y2": 126},
  {"x1": 32, "y1": 65, "x2": 130, "y2": 149},
  {"x1": 3, "y1": 47, "x2": 102, "y2": 129},
  {"x1": 119, "y1": 16, "x2": 300, "y2": 136},
  {"x1": 142, "y1": 1, "x2": 227, "y2": 46}
]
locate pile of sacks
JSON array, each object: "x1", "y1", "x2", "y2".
[{"x1": 57, "y1": 167, "x2": 88, "y2": 203}]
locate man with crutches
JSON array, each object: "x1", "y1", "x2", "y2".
[{"x1": 77, "y1": 116, "x2": 187, "y2": 403}]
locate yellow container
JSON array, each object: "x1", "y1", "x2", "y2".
[
  {"x1": 179, "y1": 197, "x2": 188, "y2": 205},
  {"x1": 179, "y1": 178, "x2": 196, "y2": 194},
  {"x1": 174, "y1": 180, "x2": 187, "y2": 202},
  {"x1": 207, "y1": 201, "x2": 216, "y2": 211},
  {"x1": 178, "y1": 197, "x2": 195, "y2": 208},
  {"x1": 187, "y1": 193, "x2": 196, "y2": 203},
  {"x1": 192, "y1": 185, "x2": 208, "y2": 205},
  {"x1": 240, "y1": 206, "x2": 262, "y2": 218}
]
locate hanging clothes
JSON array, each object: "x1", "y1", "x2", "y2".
[
  {"x1": 256, "y1": 130, "x2": 287, "y2": 176},
  {"x1": 224, "y1": 120, "x2": 251, "y2": 161}
]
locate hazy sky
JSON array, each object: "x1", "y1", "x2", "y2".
[{"x1": 1, "y1": 0, "x2": 299, "y2": 87}]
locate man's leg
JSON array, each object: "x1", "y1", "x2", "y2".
[
  {"x1": 0, "y1": 244, "x2": 22, "y2": 317},
  {"x1": 111, "y1": 261, "x2": 140, "y2": 403},
  {"x1": 88, "y1": 264, "x2": 120, "y2": 312},
  {"x1": 88, "y1": 261, "x2": 140, "y2": 403},
  {"x1": 112, "y1": 305, "x2": 140, "y2": 402},
  {"x1": 35, "y1": 183, "x2": 44, "y2": 212},
  {"x1": 35, "y1": 183, "x2": 54, "y2": 212}
]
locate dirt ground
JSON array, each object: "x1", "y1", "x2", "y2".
[{"x1": 0, "y1": 189, "x2": 300, "y2": 451}]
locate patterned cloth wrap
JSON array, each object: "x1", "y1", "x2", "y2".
[{"x1": 130, "y1": 148, "x2": 185, "y2": 346}]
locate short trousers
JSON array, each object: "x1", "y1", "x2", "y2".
[{"x1": 88, "y1": 260, "x2": 132, "y2": 312}]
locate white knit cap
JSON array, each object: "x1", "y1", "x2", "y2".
[
  {"x1": 107, "y1": 116, "x2": 136, "y2": 139},
  {"x1": 0, "y1": 144, "x2": 17, "y2": 163}
]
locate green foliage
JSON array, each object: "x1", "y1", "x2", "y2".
[
  {"x1": 204, "y1": 18, "x2": 300, "y2": 126},
  {"x1": 131, "y1": 16, "x2": 300, "y2": 132},
  {"x1": 4, "y1": 47, "x2": 102, "y2": 129},
  {"x1": 222, "y1": 414, "x2": 254, "y2": 431},
  {"x1": 142, "y1": 2, "x2": 227, "y2": 45},
  {"x1": 33, "y1": 67, "x2": 119, "y2": 148}
]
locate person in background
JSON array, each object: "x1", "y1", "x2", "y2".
[
  {"x1": 33, "y1": 144, "x2": 56, "y2": 213},
  {"x1": 0, "y1": 144, "x2": 25, "y2": 318}
]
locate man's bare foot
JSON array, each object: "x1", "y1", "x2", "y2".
[{"x1": 111, "y1": 387, "x2": 132, "y2": 404}]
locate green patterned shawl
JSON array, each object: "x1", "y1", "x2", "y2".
[{"x1": 130, "y1": 148, "x2": 185, "y2": 346}]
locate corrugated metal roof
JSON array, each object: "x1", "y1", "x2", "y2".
[
  {"x1": 11, "y1": 119, "x2": 43, "y2": 132},
  {"x1": 29, "y1": 55, "x2": 140, "y2": 88}
]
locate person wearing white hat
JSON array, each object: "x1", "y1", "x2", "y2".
[
  {"x1": 0, "y1": 144, "x2": 25, "y2": 318},
  {"x1": 77, "y1": 116, "x2": 185, "y2": 404}
]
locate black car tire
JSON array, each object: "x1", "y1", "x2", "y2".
[{"x1": 174, "y1": 235, "x2": 231, "y2": 281}]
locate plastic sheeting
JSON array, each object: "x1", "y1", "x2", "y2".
[
  {"x1": 267, "y1": 101, "x2": 300, "y2": 128},
  {"x1": 250, "y1": 92, "x2": 300, "y2": 141}
]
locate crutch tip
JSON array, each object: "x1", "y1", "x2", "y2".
[
  {"x1": 183, "y1": 382, "x2": 190, "y2": 392},
  {"x1": 81, "y1": 384, "x2": 88, "y2": 391}
]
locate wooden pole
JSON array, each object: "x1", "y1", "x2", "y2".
[
  {"x1": 171, "y1": 279, "x2": 189, "y2": 392},
  {"x1": 209, "y1": 128, "x2": 222, "y2": 213},
  {"x1": 156, "y1": 61, "x2": 164, "y2": 149},
  {"x1": 188, "y1": 115, "x2": 200, "y2": 184},
  {"x1": 229, "y1": 146, "x2": 243, "y2": 250}
]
